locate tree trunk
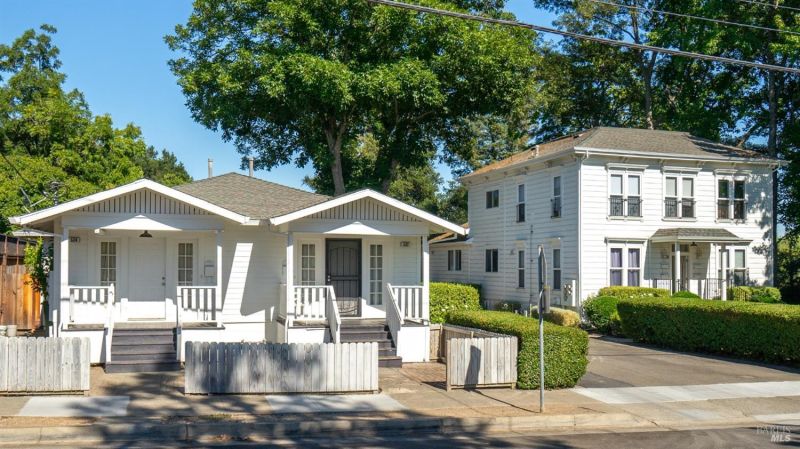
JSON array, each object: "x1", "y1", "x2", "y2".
[
  {"x1": 324, "y1": 118, "x2": 348, "y2": 196},
  {"x1": 642, "y1": 53, "x2": 656, "y2": 130},
  {"x1": 380, "y1": 158, "x2": 399, "y2": 194}
]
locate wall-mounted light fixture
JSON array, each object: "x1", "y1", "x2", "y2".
[
  {"x1": 139, "y1": 230, "x2": 153, "y2": 238},
  {"x1": 69, "y1": 236, "x2": 81, "y2": 243},
  {"x1": 400, "y1": 241, "x2": 410, "y2": 247}
]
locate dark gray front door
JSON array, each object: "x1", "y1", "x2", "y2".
[{"x1": 326, "y1": 239, "x2": 361, "y2": 316}]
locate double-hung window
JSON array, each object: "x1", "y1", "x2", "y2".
[
  {"x1": 300, "y1": 243, "x2": 316, "y2": 286},
  {"x1": 100, "y1": 241, "x2": 117, "y2": 286},
  {"x1": 609, "y1": 246, "x2": 641, "y2": 286},
  {"x1": 447, "y1": 249, "x2": 462, "y2": 271},
  {"x1": 609, "y1": 172, "x2": 641, "y2": 217},
  {"x1": 485, "y1": 249, "x2": 499, "y2": 272},
  {"x1": 369, "y1": 244, "x2": 383, "y2": 305},
  {"x1": 178, "y1": 243, "x2": 194, "y2": 286},
  {"x1": 551, "y1": 176, "x2": 562, "y2": 218},
  {"x1": 733, "y1": 249, "x2": 747, "y2": 285},
  {"x1": 486, "y1": 190, "x2": 499, "y2": 209},
  {"x1": 552, "y1": 249, "x2": 561, "y2": 291},
  {"x1": 718, "y1": 178, "x2": 746, "y2": 220},
  {"x1": 516, "y1": 184, "x2": 526, "y2": 222},
  {"x1": 517, "y1": 251, "x2": 525, "y2": 288},
  {"x1": 665, "y1": 176, "x2": 695, "y2": 219}
]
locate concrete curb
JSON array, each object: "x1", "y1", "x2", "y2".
[{"x1": 0, "y1": 412, "x2": 659, "y2": 445}]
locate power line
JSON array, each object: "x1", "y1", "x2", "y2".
[
  {"x1": 366, "y1": 0, "x2": 800, "y2": 74},
  {"x1": 588, "y1": 0, "x2": 800, "y2": 36},
  {"x1": 735, "y1": 0, "x2": 800, "y2": 13}
]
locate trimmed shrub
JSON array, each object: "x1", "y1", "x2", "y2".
[
  {"x1": 617, "y1": 297, "x2": 800, "y2": 365},
  {"x1": 583, "y1": 296, "x2": 622, "y2": 335},
  {"x1": 493, "y1": 300, "x2": 523, "y2": 313},
  {"x1": 429, "y1": 282, "x2": 481, "y2": 324},
  {"x1": 446, "y1": 310, "x2": 588, "y2": 389},
  {"x1": 728, "y1": 286, "x2": 782, "y2": 303},
  {"x1": 672, "y1": 291, "x2": 701, "y2": 299},
  {"x1": 533, "y1": 307, "x2": 581, "y2": 328},
  {"x1": 598, "y1": 286, "x2": 670, "y2": 299}
]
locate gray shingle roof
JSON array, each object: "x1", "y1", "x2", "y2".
[
  {"x1": 173, "y1": 173, "x2": 330, "y2": 219},
  {"x1": 467, "y1": 127, "x2": 775, "y2": 178},
  {"x1": 650, "y1": 228, "x2": 749, "y2": 242}
]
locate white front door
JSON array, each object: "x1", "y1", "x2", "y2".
[{"x1": 128, "y1": 237, "x2": 166, "y2": 320}]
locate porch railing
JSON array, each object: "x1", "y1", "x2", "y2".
[
  {"x1": 385, "y1": 283, "x2": 404, "y2": 350},
  {"x1": 293, "y1": 286, "x2": 330, "y2": 320},
  {"x1": 68, "y1": 285, "x2": 114, "y2": 324},
  {"x1": 326, "y1": 286, "x2": 342, "y2": 343},
  {"x1": 651, "y1": 278, "x2": 731, "y2": 300},
  {"x1": 177, "y1": 286, "x2": 219, "y2": 324},
  {"x1": 390, "y1": 284, "x2": 427, "y2": 322}
]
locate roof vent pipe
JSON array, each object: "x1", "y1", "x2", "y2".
[
  {"x1": 534, "y1": 145, "x2": 540, "y2": 157},
  {"x1": 208, "y1": 158, "x2": 213, "y2": 178},
  {"x1": 248, "y1": 156, "x2": 255, "y2": 177}
]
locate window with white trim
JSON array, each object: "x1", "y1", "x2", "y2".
[
  {"x1": 516, "y1": 184, "x2": 526, "y2": 222},
  {"x1": 485, "y1": 249, "x2": 498, "y2": 272},
  {"x1": 369, "y1": 244, "x2": 383, "y2": 305},
  {"x1": 665, "y1": 175, "x2": 695, "y2": 219},
  {"x1": 733, "y1": 249, "x2": 747, "y2": 285},
  {"x1": 609, "y1": 173, "x2": 641, "y2": 217},
  {"x1": 486, "y1": 189, "x2": 499, "y2": 209},
  {"x1": 718, "y1": 178, "x2": 747, "y2": 220},
  {"x1": 551, "y1": 176, "x2": 561, "y2": 218},
  {"x1": 552, "y1": 249, "x2": 561, "y2": 290},
  {"x1": 178, "y1": 243, "x2": 194, "y2": 286},
  {"x1": 447, "y1": 249, "x2": 462, "y2": 271},
  {"x1": 300, "y1": 243, "x2": 316, "y2": 285},
  {"x1": 609, "y1": 245, "x2": 641, "y2": 287},
  {"x1": 100, "y1": 241, "x2": 117, "y2": 286},
  {"x1": 518, "y1": 250, "x2": 525, "y2": 288}
]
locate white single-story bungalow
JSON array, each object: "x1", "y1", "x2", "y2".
[{"x1": 10, "y1": 173, "x2": 465, "y2": 371}]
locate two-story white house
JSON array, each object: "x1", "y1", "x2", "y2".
[{"x1": 430, "y1": 127, "x2": 780, "y2": 307}]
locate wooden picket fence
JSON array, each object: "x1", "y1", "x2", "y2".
[
  {"x1": 185, "y1": 341, "x2": 379, "y2": 394},
  {"x1": 0, "y1": 235, "x2": 41, "y2": 330},
  {"x1": 445, "y1": 335, "x2": 517, "y2": 391},
  {"x1": 0, "y1": 337, "x2": 90, "y2": 393}
]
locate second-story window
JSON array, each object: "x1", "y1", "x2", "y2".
[
  {"x1": 719, "y1": 179, "x2": 747, "y2": 220},
  {"x1": 517, "y1": 184, "x2": 526, "y2": 222},
  {"x1": 485, "y1": 249, "x2": 499, "y2": 272},
  {"x1": 665, "y1": 176, "x2": 695, "y2": 219},
  {"x1": 609, "y1": 173, "x2": 641, "y2": 218},
  {"x1": 551, "y1": 176, "x2": 562, "y2": 218},
  {"x1": 486, "y1": 189, "x2": 499, "y2": 209}
]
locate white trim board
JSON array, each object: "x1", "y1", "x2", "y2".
[{"x1": 10, "y1": 179, "x2": 250, "y2": 225}]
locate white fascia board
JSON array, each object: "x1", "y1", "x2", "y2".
[
  {"x1": 576, "y1": 146, "x2": 783, "y2": 167},
  {"x1": 269, "y1": 189, "x2": 466, "y2": 235},
  {"x1": 459, "y1": 151, "x2": 570, "y2": 184},
  {"x1": 9, "y1": 179, "x2": 250, "y2": 225}
]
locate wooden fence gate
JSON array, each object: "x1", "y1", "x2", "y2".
[
  {"x1": 0, "y1": 235, "x2": 41, "y2": 330},
  {"x1": 444, "y1": 326, "x2": 518, "y2": 390}
]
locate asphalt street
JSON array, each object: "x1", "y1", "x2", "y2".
[{"x1": 15, "y1": 426, "x2": 800, "y2": 449}]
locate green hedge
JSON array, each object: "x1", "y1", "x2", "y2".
[
  {"x1": 672, "y1": 291, "x2": 701, "y2": 299},
  {"x1": 597, "y1": 286, "x2": 670, "y2": 299},
  {"x1": 533, "y1": 307, "x2": 581, "y2": 328},
  {"x1": 583, "y1": 296, "x2": 622, "y2": 335},
  {"x1": 429, "y1": 282, "x2": 481, "y2": 323},
  {"x1": 617, "y1": 297, "x2": 800, "y2": 365},
  {"x1": 446, "y1": 310, "x2": 588, "y2": 389},
  {"x1": 492, "y1": 300, "x2": 523, "y2": 313},
  {"x1": 728, "y1": 286, "x2": 782, "y2": 303}
]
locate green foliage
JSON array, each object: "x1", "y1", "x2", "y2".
[
  {"x1": 446, "y1": 310, "x2": 588, "y2": 389},
  {"x1": 533, "y1": 307, "x2": 581, "y2": 328},
  {"x1": 777, "y1": 237, "x2": 800, "y2": 305},
  {"x1": 582, "y1": 296, "x2": 621, "y2": 335},
  {"x1": 166, "y1": 0, "x2": 540, "y2": 196},
  {"x1": 0, "y1": 26, "x2": 191, "y2": 224},
  {"x1": 597, "y1": 286, "x2": 670, "y2": 300},
  {"x1": 429, "y1": 282, "x2": 481, "y2": 324},
  {"x1": 492, "y1": 300, "x2": 522, "y2": 313},
  {"x1": 617, "y1": 297, "x2": 800, "y2": 366},
  {"x1": 672, "y1": 291, "x2": 701, "y2": 299},
  {"x1": 23, "y1": 238, "x2": 51, "y2": 298},
  {"x1": 728, "y1": 286, "x2": 782, "y2": 303}
]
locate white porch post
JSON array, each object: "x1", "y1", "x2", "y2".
[
  {"x1": 673, "y1": 241, "x2": 680, "y2": 294},
  {"x1": 422, "y1": 236, "x2": 430, "y2": 323},
  {"x1": 60, "y1": 227, "x2": 70, "y2": 334},
  {"x1": 721, "y1": 244, "x2": 728, "y2": 301},
  {"x1": 285, "y1": 232, "x2": 294, "y2": 328},
  {"x1": 215, "y1": 230, "x2": 223, "y2": 323}
]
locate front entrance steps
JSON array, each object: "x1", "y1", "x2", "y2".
[
  {"x1": 339, "y1": 319, "x2": 402, "y2": 368},
  {"x1": 106, "y1": 325, "x2": 180, "y2": 373}
]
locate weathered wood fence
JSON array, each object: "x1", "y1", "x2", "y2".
[
  {"x1": 185, "y1": 342, "x2": 379, "y2": 394},
  {"x1": 446, "y1": 335, "x2": 517, "y2": 391},
  {"x1": 0, "y1": 235, "x2": 41, "y2": 330},
  {"x1": 0, "y1": 337, "x2": 90, "y2": 393},
  {"x1": 430, "y1": 323, "x2": 510, "y2": 362}
]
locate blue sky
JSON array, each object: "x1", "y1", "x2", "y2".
[{"x1": 0, "y1": 0, "x2": 556, "y2": 190}]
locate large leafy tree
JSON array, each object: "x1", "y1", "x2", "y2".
[
  {"x1": 0, "y1": 26, "x2": 191, "y2": 232},
  {"x1": 167, "y1": 0, "x2": 539, "y2": 196}
]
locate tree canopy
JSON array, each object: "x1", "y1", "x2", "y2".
[
  {"x1": 0, "y1": 26, "x2": 191, "y2": 232},
  {"x1": 167, "y1": 0, "x2": 540, "y2": 196}
]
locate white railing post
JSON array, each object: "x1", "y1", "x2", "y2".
[
  {"x1": 385, "y1": 283, "x2": 403, "y2": 353},
  {"x1": 326, "y1": 286, "x2": 341, "y2": 343},
  {"x1": 176, "y1": 287, "x2": 184, "y2": 327},
  {"x1": 69, "y1": 288, "x2": 76, "y2": 323},
  {"x1": 422, "y1": 236, "x2": 430, "y2": 323}
]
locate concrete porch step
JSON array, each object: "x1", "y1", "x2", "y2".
[
  {"x1": 112, "y1": 334, "x2": 176, "y2": 345},
  {"x1": 105, "y1": 360, "x2": 181, "y2": 373},
  {"x1": 378, "y1": 356, "x2": 403, "y2": 368},
  {"x1": 110, "y1": 343, "x2": 176, "y2": 355},
  {"x1": 340, "y1": 330, "x2": 392, "y2": 341},
  {"x1": 111, "y1": 351, "x2": 177, "y2": 362}
]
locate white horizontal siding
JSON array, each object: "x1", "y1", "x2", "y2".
[{"x1": 430, "y1": 243, "x2": 472, "y2": 284}]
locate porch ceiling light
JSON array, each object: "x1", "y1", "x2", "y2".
[
  {"x1": 691, "y1": 241, "x2": 698, "y2": 247},
  {"x1": 139, "y1": 230, "x2": 153, "y2": 238}
]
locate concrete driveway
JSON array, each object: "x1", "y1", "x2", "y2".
[{"x1": 580, "y1": 335, "x2": 800, "y2": 388}]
